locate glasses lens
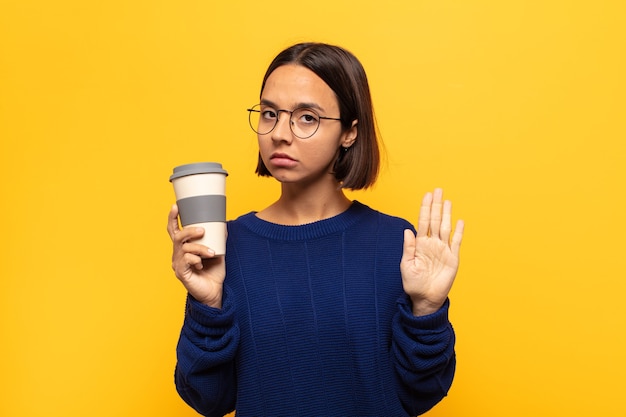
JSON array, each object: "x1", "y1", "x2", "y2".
[
  {"x1": 291, "y1": 108, "x2": 320, "y2": 139},
  {"x1": 247, "y1": 105, "x2": 321, "y2": 138},
  {"x1": 248, "y1": 104, "x2": 276, "y2": 135}
]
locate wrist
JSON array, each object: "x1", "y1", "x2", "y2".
[
  {"x1": 200, "y1": 294, "x2": 223, "y2": 309},
  {"x1": 410, "y1": 299, "x2": 443, "y2": 317},
  {"x1": 192, "y1": 286, "x2": 224, "y2": 309}
]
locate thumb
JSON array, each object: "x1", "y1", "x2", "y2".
[
  {"x1": 167, "y1": 204, "x2": 180, "y2": 239},
  {"x1": 402, "y1": 229, "x2": 416, "y2": 263}
]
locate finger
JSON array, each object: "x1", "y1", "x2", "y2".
[
  {"x1": 402, "y1": 229, "x2": 416, "y2": 261},
  {"x1": 417, "y1": 192, "x2": 433, "y2": 237},
  {"x1": 183, "y1": 239, "x2": 215, "y2": 258},
  {"x1": 172, "y1": 227, "x2": 205, "y2": 248},
  {"x1": 181, "y1": 252, "x2": 204, "y2": 273},
  {"x1": 430, "y1": 188, "x2": 443, "y2": 239},
  {"x1": 440, "y1": 200, "x2": 452, "y2": 243},
  {"x1": 167, "y1": 204, "x2": 180, "y2": 239},
  {"x1": 451, "y1": 219, "x2": 465, "y2": 257}
]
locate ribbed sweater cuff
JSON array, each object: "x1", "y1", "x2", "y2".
[
  {"x1": 397, "y1": 296, "x2": 451, "y2": 334},
  {"x1": 185, "y1": 286, "x2": 235, "y2": 336}
]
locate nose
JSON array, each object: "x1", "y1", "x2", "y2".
[{"x1": 271, "y1": 110, "x2": 294, "y2": 143}]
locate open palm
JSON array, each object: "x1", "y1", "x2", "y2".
[{"x1": 400, "y1": 189, "x2": 464, "y2": 316}]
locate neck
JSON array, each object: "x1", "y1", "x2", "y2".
[{"x1": 258, "y1": 180, "x2": 352, "y2": 225}]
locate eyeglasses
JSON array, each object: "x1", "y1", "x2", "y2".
[{"x1": 247, "y1": 104, "x2": 342, "y2": 139}]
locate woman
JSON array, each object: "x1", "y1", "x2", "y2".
[{"x1": 167, "y1": 42, "x2": 464, "y2": 416}]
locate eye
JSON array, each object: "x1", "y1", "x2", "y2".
[
  {"x1": 295, "y1": 109, "x2": 319, "y2": 125},
  {"x1": 260, "y1": 108, "x2": 277, "y2": 120}
]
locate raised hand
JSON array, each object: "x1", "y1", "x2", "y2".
[
  {"x1": 167, "y1": 204, "x2": 226, "y2": 309},
  {"x1": 400, "y1": 188, "x2": 464, "y2": 316}
]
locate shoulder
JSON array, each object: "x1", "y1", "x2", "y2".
[
  {"x1": 228, "y1": 211, "x2": 257, "y2": 224},
  {"x1": 353, "y1": 201, "x2": 414, "y2": 232},
  {"x1": 226, "y1": 211, "x2": 257, "y2": 233}
]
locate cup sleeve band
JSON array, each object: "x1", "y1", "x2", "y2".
[{"x1": 177, "y1": 195, "x2": 226, "y2": 225}]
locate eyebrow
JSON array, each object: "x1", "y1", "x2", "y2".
[{"x1": 260, "y1": 99, "x2": 326, "y2": 112}]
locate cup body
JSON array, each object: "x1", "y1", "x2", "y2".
[{"x1": 170, "y1": 162, "x2": 228, "y2": 255}]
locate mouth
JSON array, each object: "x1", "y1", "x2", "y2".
[
  {"x1": 269, "y1": 152, "x2": 298, "y2": 168},
  {"x1": 271, "y1": 152, "x2": 295, "y2": 160}
]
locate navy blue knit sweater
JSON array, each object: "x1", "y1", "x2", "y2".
[{"x1": 175, "y1": 201, "x2": 455, "y2": 416}]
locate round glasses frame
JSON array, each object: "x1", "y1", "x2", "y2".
[{"x1": 247, "y1": 104, "x2": 342, "y2": 139}]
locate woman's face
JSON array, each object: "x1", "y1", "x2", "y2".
[{"x1": 257, "y1": 64, "x2": 357, "y2": 186}]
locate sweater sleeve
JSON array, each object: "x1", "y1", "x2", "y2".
[
  {"x1": 391, "y1": 295, "x2": 456, "y2": 416},
  {"x1": 174, "y1": 286, "x2": 239, "y2": 417}
]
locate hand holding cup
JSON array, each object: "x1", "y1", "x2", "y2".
[
  {"x1": 167, "y1": 204, "x2": 226, "y2": 308},
  {"x1": 168, "y1": 162, "x2": 228, "y2": 308}
]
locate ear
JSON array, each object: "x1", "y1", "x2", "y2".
[{"x1": 341, "y1": 120, "x2": 358, "y2": 148}]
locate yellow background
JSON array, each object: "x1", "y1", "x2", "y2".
[{"x1": 1, "y1": 0, "x2": 624, "y2": 416}]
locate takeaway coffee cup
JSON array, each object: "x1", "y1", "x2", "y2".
[{"x1": 170, "y1": 162, "x2": 228, "y2": 255}]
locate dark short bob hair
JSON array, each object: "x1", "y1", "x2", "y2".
[{"x1": 254, "y1": 42, "x2": 380, "y2": 190}]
